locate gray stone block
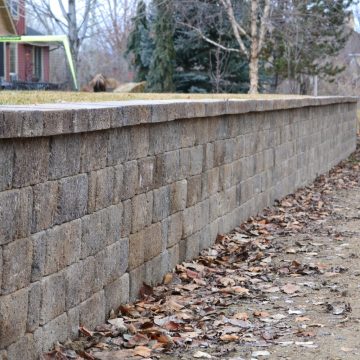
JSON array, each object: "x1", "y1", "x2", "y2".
[
  {"x1": 6, "y1": 334, "x2": 36, "y2": 360},
  {"x1": 41, "y1": 313, "x2": 68, "y2": 352},
  {"x1": 80, "y1": 131, "x2": 108, "y2": 172},
  {"x1": 219, "y1": 163, "x2": 233, "y2": 191},
  {"x1": 13, "y1": 138, "x2": 48, "y2": 187},
  {"x1": 79, "y1": 291, "x2": 106, "y2": 330},
  {"x1": 129, "y1": 265, "x2": 145, "y2": 301},
  {"x1": 88, "y1": 167, "x2": 115, "y2": 213},
  {"x1": 130, "y1": 125, "x2": 149, "y2": 159},
  {"x1": 166, "y1": 212, "x2": 183, "y2": 248},
  {"x1": 182, "y1": 206, "x2": 195, "y2": 238},
  {"x1": 0, "y1": 188, "x2": 32, "y2": 245},
  {"x1": 167, "y1": 244, "x2": 180, "y2": 271},
  {"x1": 56, "y1": 174, "x2": 88, "y2": 225},
  {"x1": 27, "y1": 282, "x2": 41, "y2": 332},
  {"x1": 78, "y1": 256, "x2": 101, "y2": 302},
  {"x1": 137, "y1": 156, "x2": 155, "y2": 193},
  {"x1": 129, "y1": 231, "x2": 144, "y2": 270},
  {"x1": 49, "y1": 135, "x2": 81, "y2": 179},
  {"x1": 104, "y1": 273, "x2": 130, "y2": 315},
  {"x1": 156, "y1": 150, "x2": 180, "y2": 186},
  {"x1": 131, "y1": 192, "x2": 153, "y2": 233},
  {"x1": 0, "y1": 140, "x2": 13, "y2": 191},
  {"x1": 0, "y1": 288, "x2": 28, "y2": 348},
  {"x1": 40, "y1": 272, "x2": 66, "y2": 324},
  {"x1": 153, "y1": 186, "x2": 171, "y2": 222},
  {"x1": 64, "y1": 263, "x2": 81, "y2": 310},
  {"x1": 31, "y1": 231, "x2": 46, "y2": 282},
  {"x1": 44, "y1": 220, "x2": 81, "y2": 275},
  {"x1": 186, "y1": 175, "x2": 201, "y2": 207},
  {"x1": 81, "y1": 210, "x2": 106, "y2": 258},
  {"x1": 189, "y1": 145, "x2": 203, "y2": 176},
  {"x1": 103, "y1": 239, "x2": 129, "y2": 285},
  {"x1": 214, "y1": 140, "x2": 225, "y2": 167},
  {"x1": 203, "y1": 142, "x2": 214, "y2": 170},
  {"x1": 149, "y1": 122, "x2": 180, "y2": 155},
  {"x1": 107, "y1": 127, "x2": 131, "y2": 165},
  {"x1": 170, "y1": 180, "x2": 187, "y2": 214},
  {"x1": 144, "y1": 253, "x2": 167, "y2": 286},
  {"x1": 32, "y1": 181, "x2": 58, "y2": 233},
  {"x1": 144, "y1": 222, "x2": 162, "y2": 262},
  {"x1": 115, "y1": 161, "x2": 138, "y2": 200},
  {"x1": 67, "y1": 306, "x2": 80, "y2": 339},
  {"x1": 121, "y1": 200, "x2": 132, "y2": 238},
  {"x1": 2, "y1": 237, "x2": 32, "y2": 294}
]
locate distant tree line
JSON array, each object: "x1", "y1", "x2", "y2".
[
  {"x1": 27, "y1": 0, "x2": 354, "y2": 94},
  {"x1": 127, "y1": 0, "x2": 354, "y2": 94}
]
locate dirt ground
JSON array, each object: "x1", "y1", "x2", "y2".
[{"x1": 45, "y1": 138, "x2": 360, "y2": 360}]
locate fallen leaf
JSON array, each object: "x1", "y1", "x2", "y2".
[
  {"x1": 133, "y1": 346, "x2": 151, "y2": 358},
  {"x1": 281, "y1": 283, "x2": 300, "y2": 294},
  {"x1": 220, "y1": 334, "x2": 239, "y2": 341},
  {"x1": 193, "y1": 350, "x2": 212, "y2": 358},
  {"x1": 233, "y1": 312, "x2": 249, "y2": 320},
  {"x1": 295, "y1": 316, "x2": 311, "y2": 322},
  {"x1": 163, "y1": 273, "x2": 173, "y2": 284}
]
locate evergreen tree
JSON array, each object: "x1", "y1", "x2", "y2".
[
  {"x1": 147, "y1": 0, "x2": 176, "y2": 92},
  {"x1": 266, "y1": 0, "x2": 354, "y2": 94},
  {"x1": 126, "y1": 0, "x2": 152, "y2": 82},
  {"x1": 173, "y1": 1, "x2": 250, "y2": 93}
]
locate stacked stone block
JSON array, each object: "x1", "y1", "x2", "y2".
[{"x1": 0, "y1": 98, "x2": 357, "y2": 359}]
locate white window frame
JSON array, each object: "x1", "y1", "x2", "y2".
[
  {"x1": 0, "y1": 43, "x2": 5, "y2": 80},
  {"x1": 33, "y1": 47, "x2": 43, "y2": 81},
  {"x1": 9, "y1": 42, "x2": 18, "y2": 80}
]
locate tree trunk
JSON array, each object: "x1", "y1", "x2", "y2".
[
  {"x1": 249, "y1": 0, "x2": 259, "y2": 94},
  {"x1": 249, "y1": 55, "x2": 259, "y2": 94},
  {"x1": 68, "y1": 0, "x2": 79, "y2": 74}
]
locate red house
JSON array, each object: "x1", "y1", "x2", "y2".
[{"x1": 0, "y1": 0, "x2": 50, "y2": 84}]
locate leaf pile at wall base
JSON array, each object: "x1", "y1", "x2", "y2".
[{"x1": 42, "y1": 139, "x2": 360, "y2": 360}]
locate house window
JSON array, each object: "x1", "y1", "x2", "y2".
[
  {"x1": 0, "y1": 43, "x2": 4, "y2": 79},
  {"x1": 34, "y1": 47, "x2": 42, "y2": 81},
  {"x1": 9, "y1": 43, "x2": 17, "y2": 80},
  {"x1": 7, "y1": 0, "x2": 19, "y2": 19}
]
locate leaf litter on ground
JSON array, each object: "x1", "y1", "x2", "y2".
[{"x1": 43, "y1": 138, "x2": 360, "y2": 359}]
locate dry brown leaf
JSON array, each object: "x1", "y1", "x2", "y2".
[
  {"x1": 220, "y1": 334, "x2": 239, "y2": 342},
  {"x1": 253, "y1": 311, "x2": 270, "y2": 318},
  {"x1": 295, "y1": 316, "x2": 311, "y2": 322},
  {"x1": 220, "y1": 286, "x2": 249, "y2": 295},
  {"x1": 163, "y1": 273, "x2": 173, "y2": 285},
  {"x1": 133, "y1": 346, "x2": 151, "y2": 358},
  {"x1": 281, "y1": 283, "x2": 300, "y2": 294},
  {"x1": 233, "y1": 312, "x2": 249, "y2": 320}
]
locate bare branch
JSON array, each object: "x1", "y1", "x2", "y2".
[
  {"x1": 219, "y1": 0, "x2": 249, "y2": 57},
  {"x1": 257, "y1": 0, "x2": 271, "y2": 56},
  {"x1": 179, "y1": 22, "x2": 242, "y2": 54}
]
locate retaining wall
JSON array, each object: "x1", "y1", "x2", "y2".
[{"x1": 0, "y1": 97, "x2": 357, "y2": 359}]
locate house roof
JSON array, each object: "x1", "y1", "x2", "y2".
[
  {"x1": 0, "y1": 0, "x2": 17, "y2": 35},
  {"x1": 26, "y1": 26, "x2": 43, "y2": 36}
]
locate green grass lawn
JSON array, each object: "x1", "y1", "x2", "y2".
[{"x1": 0, "y1": 91, "x2": 307, "y2": 105}]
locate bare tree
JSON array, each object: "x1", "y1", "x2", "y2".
[
  {"x1": 27, "y1": 0, "x2": 98, "y2": 76},
  {"x1": 179, "y1": 0, "x2": 270, "y2": 94}
]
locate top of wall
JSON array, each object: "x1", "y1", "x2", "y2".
[{"x1": 0, "y1": 96, "x2": 357, "y2": 139}]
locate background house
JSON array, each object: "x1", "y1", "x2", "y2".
[{"x1": 0, "y1": 0, "x2": 50, "y2": 83}]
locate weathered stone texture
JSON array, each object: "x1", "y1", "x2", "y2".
[
  {"x1": 13, "y1": 138, "x2": 48, "y2": 187},
  {"x1": 49, "y1": 135, "x2": 81, "y2": 179},
  {"x1": 0, "y1": 289, "x2": 28, "y2": 348},
  {"x1": 0, "y1": 98, "x2": 357, "y2": 358},
  {"x1": 2, "y1": 238, "x2": 32, "y2": 294},
  {"x1": 56, "y1": 174, "x2": 88, "y2": 224}
]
